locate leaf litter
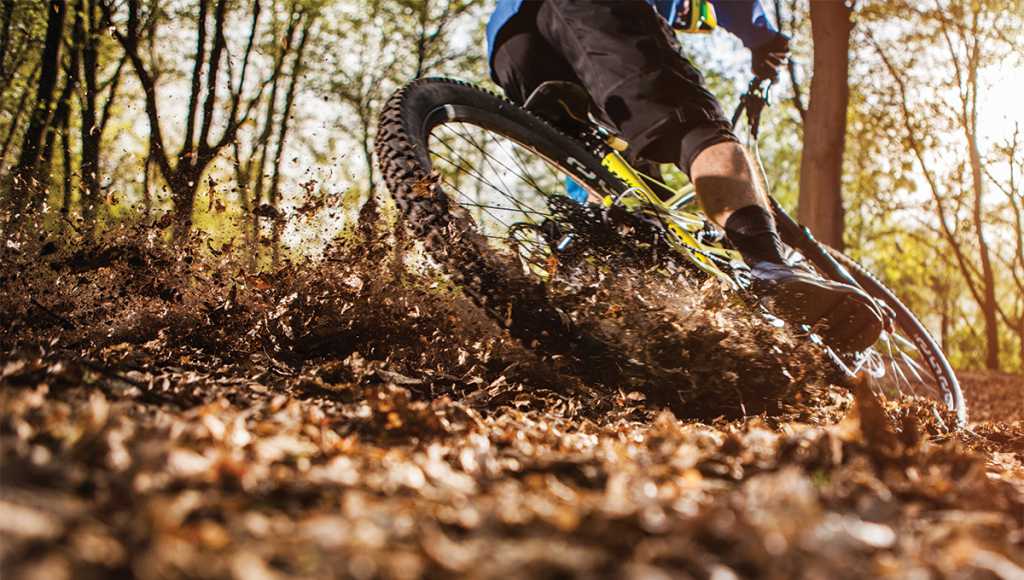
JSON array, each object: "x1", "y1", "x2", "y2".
[{"x1": 0, "y1": 219, "x2": 1022, "y2": 579}]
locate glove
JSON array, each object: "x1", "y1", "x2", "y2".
[{"x1": 751, "y1": 33, "x2": 791, "y2": 81}]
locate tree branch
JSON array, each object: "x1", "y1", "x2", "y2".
[
  {"x1": 99, "y1": 0, "x2": 173, "y2": 179},
  {"x1": 183, "y1": 0, "x2": 209, "y2": 158},
  {"x1": 198, "y1": 0, "x2": 228, "y2": 156},
  {"x1": 868, "y1": 31, "x2": 989, "y2": 314},
  {"x1": 97, "y1": 54, "x2": 127, "y2": 134},
  {"x1": 225, "y1": 0, "x2": 261, "y2": 133}
]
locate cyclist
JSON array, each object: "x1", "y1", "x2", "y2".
[{"x1": 485, "y1": 0, "x2": 883, "y2": 351}]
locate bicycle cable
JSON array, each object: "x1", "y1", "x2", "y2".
[{"x1": 731, "y1": 76, "x2": 775, "y2": 197}]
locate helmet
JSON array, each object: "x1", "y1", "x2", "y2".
[{"x1": 678, "y1": 0, "x2": 718, "y2": 33}]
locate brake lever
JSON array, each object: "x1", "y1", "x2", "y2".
[
  {"x1": 748, "y1": 76, "x2": 774, "y2": 105},
  {"x1": 743, "y1": 77, "x2": 773, "y2": 138},
  {"x1": 730, "y1": 76, "x2": 773, "y2": 138}
]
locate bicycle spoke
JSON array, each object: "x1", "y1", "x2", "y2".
[
  {"x1": 505, "y1": 134, "x2": 562, "y2": 197},
  {"x1": 457, "y1": 201, "x2": 550, "y2": 216},
  {"x1": 433, "y1": 164, "x2": 517, "y2": 232},
  {"x1": 898, "y1": 350, "x2": 928, "y2": 384},
  {"x1": 428, "y1": 122, "x2": 573, "y2": 270},
  {"x1": 431, "y1": 149, "x2": 523, "y2": 223},
  {"x1": 454, "y1": 124, "x2": 527, "y2": 210},
  {"x1": 434, "y1": 131, "x2": 524, "y2": 203},
  {"x1": 434, "y1": 127, "x2": 553, "y2": 222},
  {"x1": 447, "y1": 122, "x2": 558, "y2": 204}
]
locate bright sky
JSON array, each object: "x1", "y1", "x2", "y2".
[{"x1": 978, "y1": 64, "x2": 1024, "y2": 147}]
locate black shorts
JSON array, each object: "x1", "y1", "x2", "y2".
[{"x1": 491, "y1": 0, "x2": 738, "y2": 175}]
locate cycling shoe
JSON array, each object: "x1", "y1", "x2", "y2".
[{"x1": 749, "y1": 260, "x2": 884, "y2": 352}]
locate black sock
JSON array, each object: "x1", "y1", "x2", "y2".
[{"x1": 724, "y1": 205, "x2": 788, "y2": 265}]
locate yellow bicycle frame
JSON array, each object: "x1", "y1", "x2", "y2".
[{"x1": 598, "y1": 150, "x2": 743, "y2": 287}]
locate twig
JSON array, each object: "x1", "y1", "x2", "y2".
[{"x1": 30, "y1": 297, "x2": 76, "y2": 330}]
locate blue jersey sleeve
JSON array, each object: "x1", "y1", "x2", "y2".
[
  {"x1": 486, "y1": 0, "x2": 525, "y2": 80},
  {"x1": 714, "y1": 0, "x2": 781, "y2": 49}
]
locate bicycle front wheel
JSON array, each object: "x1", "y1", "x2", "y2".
[{"x1": 824, "y1": 248, "x2": 967, "y2": 425}]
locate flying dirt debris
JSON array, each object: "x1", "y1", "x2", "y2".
[{"x1": 1, "y1": 226, "x2": 1022, "y2": 579}]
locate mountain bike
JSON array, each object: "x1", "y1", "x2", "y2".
[{"x1": 374, "y1": 76, "x2": 966, "y2": 425}]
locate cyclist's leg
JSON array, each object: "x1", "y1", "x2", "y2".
[
  {"x1": 691, "y1": 142, "x2": 785, "y2": 263},
  {"x1": 491, "y1": 4, "x2": 581, "y2": 105},
  {"x1": 529, "y1": 0, "x2": 882, "y2": 349},
  {"x1": 529, "y1": 1, "x2": 770, "y2": 225},
  {"x1": 494, "y1": 4, "x2": 669, "y2": 192}
]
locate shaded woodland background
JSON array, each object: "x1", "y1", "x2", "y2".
[{"x1": 1, "y1": 0, "x2": 1022, "y2": 373}]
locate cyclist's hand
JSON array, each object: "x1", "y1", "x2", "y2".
[{"x1": 751, "y1": 33, "x2": 791, "y2": 81}]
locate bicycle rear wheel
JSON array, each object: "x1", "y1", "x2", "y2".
[{"x1": 375, "y1": 77, "x2": 629, "y2": 349}]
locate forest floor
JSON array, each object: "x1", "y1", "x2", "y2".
[{"x1": 1, "y1": 222, "x2": 1022, "y2": 579}]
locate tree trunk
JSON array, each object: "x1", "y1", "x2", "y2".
[
  {"x1": 969, "y1": 166, "x2": 1000, "y2": 371},
  {"x1": 0, "y1": 63, "x2": 39, "y2": 176},
  {"x1": 1018, "y1": 321, "x2": 1024, "y2": 372},
  {"x1": 79, "y1": 0, "x2": 102, "y2": 230},
  {"x1": 958, "y1": 14, "x2": 1001, "y2": 370},
  {"x1": 11, "y1": 0, "x2": 66, "y2": 210},
  {"x1": 0, "y1": 0, "x2": 13, "y2": 79},
  {"x1": 249, "y1": 4, "x2": 299, "y2": 265},
  {"x1": 232, "y1": 143, "x2": 252, "y2": 265},
  {"x1": 142, "y1": 146, "x2": 153, "y2": 217},
  {"x1": 355, "y1": 112, "x2": 377, "y2": 237},
  {"x1": 797, "y1": 0, "x2": 851, "y2": 250},
  {"x1": 967, "y1": 93, "x2": 1000, "y2": 371},
  {"x1": 60, "y1": 110, "x2": 72, "y2": 217},
  {"x1": 41, "y1": 0, "x2": 84, "y2": 187},
  {"x1": 170, "y1": 168, "x2": 200, "y2": 240},
  {"x1": 936, "y1": 278, "x2": 950, "y2": 354}
]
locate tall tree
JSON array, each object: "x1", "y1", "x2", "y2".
[
  {"x1": 0, "y1": 62, "x2": 40, "y2": 175},
  {"x1": 40, "y1": 0, "x2": 84, "y2": 188},
  {"x1": 797, "y1": 0, "x2": 853, "y2": 249},
  {"x1": 950, "y1": 6, "x2": 1001, "y2": 370},
  {"x1": 268, "y1": 10, "x2": 315, "y2": 266},
  {"x1": 78, "y1": 0, "x2": 126, "y2": 231},
  {"x1": 0, "y1": 1, "x2": 50, "y2": 136},
  {"x1": 9, "y1": 0, "x2": 66, "y2": 215},
  {"x1": 245, "y1": 1, "x2": 299, "y2": 266},
  {"x1": 0, "y1": 0, "x2": 14, "y2": 80},
  {"x1": 79, "y1": 0, "x2": 103, "y2": 227},
  {"x1": 985, "y1": 126, "x2": 1024, "y2": 369}
]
